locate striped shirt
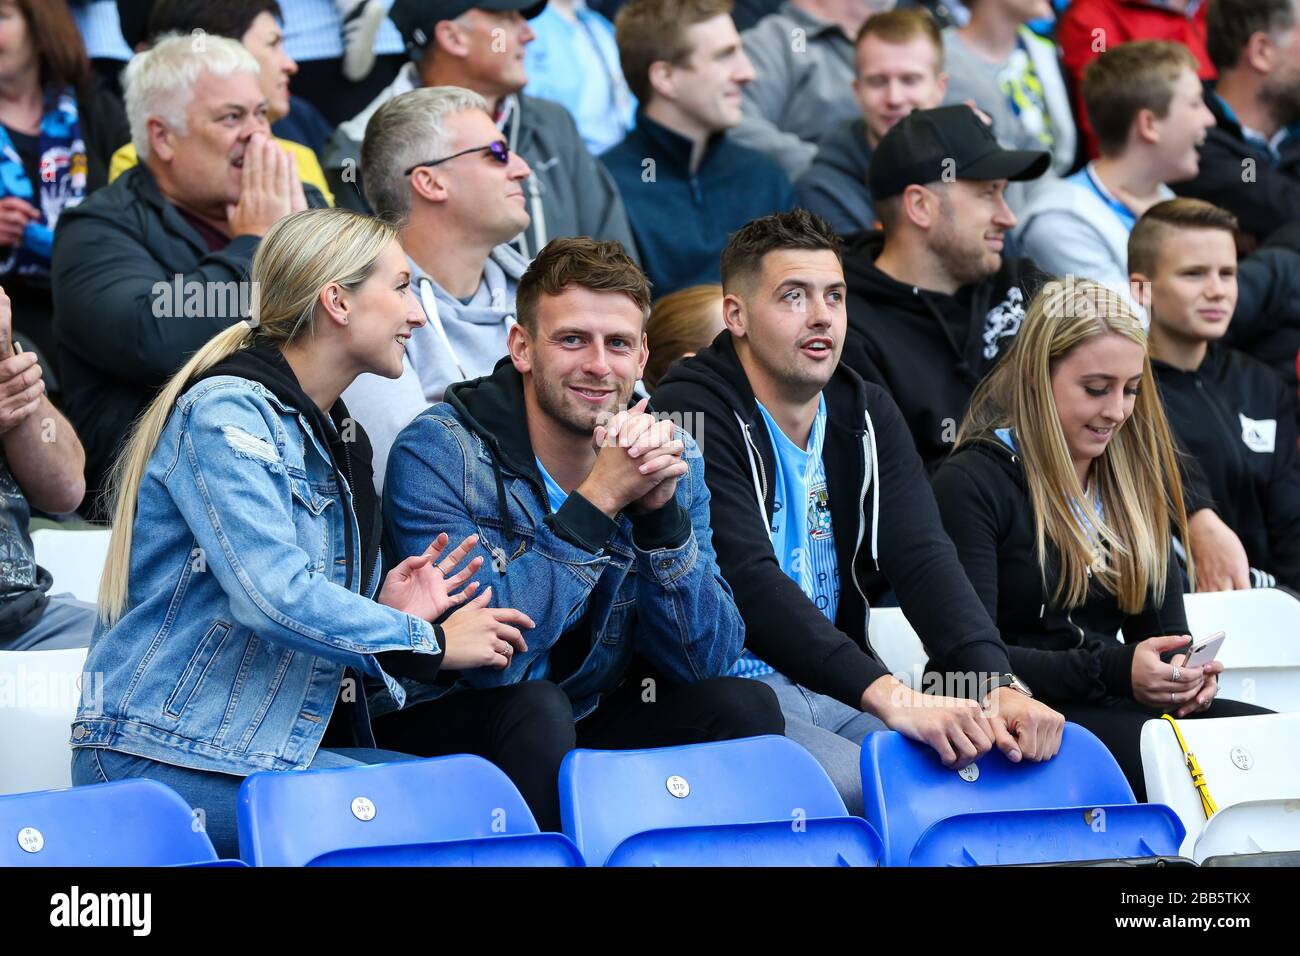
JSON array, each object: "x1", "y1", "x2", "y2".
[
  {"x1": 279, "y1": 0, "x2": 405, "y2": 62},
  {"x1": 70, "y1": 1, "x2": 132, "y2": 61},
  {"x1": 733, "y1": 396, "x2": 840, "y2": 679}
]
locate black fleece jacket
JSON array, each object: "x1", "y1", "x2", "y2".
[
  {"x1": 51, "y1": 164, "x2": 328, "y2": 516},
  {"x1": 1154, "y1": 345, "x2": 1300, "y2": 590},
  {"x1": 1173, "y1": 84, "x2": 1300, "y2": 245},
  {"x1": 931, "y1": 436, "x2": 1189, "y2": 704},
  {"x1": 840, "y1": 230, "x2": 1051, "y2": 472},
  {"x1": 652, "y1": 332, "x2": 1013, "y2": 707}
]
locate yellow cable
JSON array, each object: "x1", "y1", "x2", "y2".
[{"x1": 1161, "y1": 714, "x2": 1218, "y2": 818}]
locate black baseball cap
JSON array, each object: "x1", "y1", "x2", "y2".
[
  {"x1": 868, "y1": 105, "x2": 1051, "y2": 203},
  {"x1": 390, "y1": 0, "x2": 549, "y2": 56}
]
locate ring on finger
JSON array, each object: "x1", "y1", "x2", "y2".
[{"x1": 1171, "y1": 664, "x2": 1181, "y2": 682}]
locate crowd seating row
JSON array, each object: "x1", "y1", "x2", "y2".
[
  {"x1": 3, "y1": 718, "x2": 1299, "y2": 867},
  {"x1": 4, "y1": 530, "x2": 1297, "y2": 866}
]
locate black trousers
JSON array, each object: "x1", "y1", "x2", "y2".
[
  {"x1": 373, "y1": 675, "x2": 783, "y2": 832},
  {"x1": 1054, "y1": 695, "x2": 1272, "y2": 802}
]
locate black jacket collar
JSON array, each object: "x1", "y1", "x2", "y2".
[
  {"x1": 445, "y1": 357, "x2": 544, "y2": 488},
  {"x1": 659, "y1": 329, "x2": 870, "y2": 434},
  {"x1": 1151, "y1": 342, "x2": 1225, "y2": 381}
]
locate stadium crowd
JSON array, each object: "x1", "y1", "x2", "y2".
[{"x1": 1, "y1": 0, "x2": 1297, "y2": 854}]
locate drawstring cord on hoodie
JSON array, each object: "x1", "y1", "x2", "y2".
[
  {"x1": 488, "y1": 447, "x2": 515, "y2": 573},
  {"x1": 734, "y1": 409, "x2": 881, "y2": 570},
  {"x1": 418, "y1": 278, "x2": 517, "y2": 385}
]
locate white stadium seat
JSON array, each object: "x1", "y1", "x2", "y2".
[
  {"x1": 1181, "y1": 588, "x2": 1300, "y2": 713},
  {"x1": 31, "y1": 528, "x2": 112, "y2": 605},
  {"x1": 1141, "y1": 713, "x2": 1300, "y2": 861},
  {"x1": 0, "y1": 647, "x2": 89, "y2": 795},
  {"x1": 867, "y1": 607, "x2": 926, "y2": 689}
]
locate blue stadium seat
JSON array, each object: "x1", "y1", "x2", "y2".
[
  {"x1": 237, "y1": 754, "x2": 583, "y2": 866},
  {"x1": 560, "y1": 735, "x2": 882, "y2": 866},
  {"x1": 0, "y1": 780, "x2": 238, "y2": 866},
  {"x1": 861, "y1": 722, "x2": 1185, "y2": 866}
]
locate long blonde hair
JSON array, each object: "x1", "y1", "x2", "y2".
[
  {"x1": 98, "y1": 208, "x2": 400, "y2": 625},
  {"x1": 957, "y1": 278, "x2": 1192, "y2": 612}
]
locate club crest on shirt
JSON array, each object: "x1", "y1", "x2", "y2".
[
  {"x1": 1239, "y1": 413, "x2": 1276, "y2": 454},
  {"x1": 982, "y1": 286, "x2": 1026, "y2": 360},
  {"x1": 807, "y1": 484, "x2": 832, "y2": 540}
]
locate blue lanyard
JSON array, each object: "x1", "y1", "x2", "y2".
[{"x1": 1081, "y1": 165, "x2": 1137, "y2": 232}]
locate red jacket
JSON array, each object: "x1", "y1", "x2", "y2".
[{"x1": 1059, "y1": 0, "x2": 1214, "y2": 158}]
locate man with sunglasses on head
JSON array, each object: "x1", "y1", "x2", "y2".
[
  {"x1": 324, "y1": 0, "x2": 638, "y2": 263},
  {"x1": 342, "y1": 86, "x2": 533, "y2": 489}
]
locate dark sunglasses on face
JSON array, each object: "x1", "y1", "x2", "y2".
[{"x1": 404, "y1": 141, "x2": 511, "y2": 175}]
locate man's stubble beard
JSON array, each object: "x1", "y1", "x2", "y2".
[
  {"x1": 928, "y1": 215, "x2": 1001, "y2": 289},
  {"x1": 1260, "y1": 77, "x2": 1300, "y2": 130},
  {"x1": 532, "y1": 368, "x2": 635, "y2": 438}
]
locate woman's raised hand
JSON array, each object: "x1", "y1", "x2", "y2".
[{"x1": 377, "y1": 532, "x2": 483, "y2": 621}]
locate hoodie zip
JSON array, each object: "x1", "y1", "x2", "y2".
[
  {"x1": 736, "y1": 413, "x2": 769, "y2": 523},
  {"x1": 1192, "y1": 374, "x2": 1251, "y2": 479},
  {"x1": 1006, "y1": 444, "x2": 1088, "y2": 649}
]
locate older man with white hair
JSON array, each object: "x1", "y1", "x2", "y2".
[
  {"x1": 52, "y1": 33, "x2": 323, "y2": 516},
  {"x1": 342, "y1": 85, "x2": 533, "y2": 490}
]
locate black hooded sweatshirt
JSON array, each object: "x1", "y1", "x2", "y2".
[
  {"x1": 840, "y1": 230, "x2": 1051, "y2": 473},
  {"x1": 194, "y1": 345, "x2": 444, "y2": 746},
  {"x1": 932, "y1": 436, "x2": 1189, "y2": 704},
  {"x1": 651, "y1": 332, "x2": 1013, "y2": 708},
  {"x1": 1172, "y1": 84, "x2": 1300, "y2": 246},
  {"x1": 1154, "y1": 345, "x2": 1300, "y2": 590}
]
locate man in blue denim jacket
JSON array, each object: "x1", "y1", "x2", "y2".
[{"x1": 380, "y1": 236, "x2": 782, "y2": 786}]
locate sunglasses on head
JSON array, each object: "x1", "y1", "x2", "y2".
[{"x1": 404, "y1": 141, "x2": 511, "y2": 176}]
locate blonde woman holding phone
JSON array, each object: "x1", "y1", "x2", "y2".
[{"x1": 931, "y1": 279, "x2": 1270, "y2": 798}]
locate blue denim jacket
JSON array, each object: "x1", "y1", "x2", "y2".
[
  {"x1": 382, "y1": 360, "x2": 744, "y2": 718},
  {"x1": 71, "y1": 377, "x2": 439, "y2": 777}
]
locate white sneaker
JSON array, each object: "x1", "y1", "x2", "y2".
[{"x1": 339, "y1": 0, "x2": 387, "y2": 81}]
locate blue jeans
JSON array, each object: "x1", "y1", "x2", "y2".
[
  {"x1": 754, "y1": 671, "x2": 886, "y2": 816},
  {"x1": 71, "y1": 745, "x2": 414, "y2": 860},
  {"x1": 7, "y1": 594, "x2": 96, "y2": 650}
]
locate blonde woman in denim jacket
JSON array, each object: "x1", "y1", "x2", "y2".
[{"x1": 71, "y1": 209, "x2": 544, "y2": 856}]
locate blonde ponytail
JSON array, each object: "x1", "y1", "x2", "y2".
[
  {"x1": 98, "y1": 323, "x2": 254, "y2": 623},
  {"x1": 98, "y1": 208, "x2": 400, "y2": 625}
]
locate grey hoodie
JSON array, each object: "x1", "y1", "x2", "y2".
[
  {"x1": 794, "y1": 117, "x2": 876, "y2": 235},
  {"x1": 323, "y1": 63, "x2": 639, "y2": 263},
  {"x1": 342, "y1": 243, "x2": 529, "y2": 491},
  {"x1": 941, "y1": 26, "x2": 1076, "y2": 216}
]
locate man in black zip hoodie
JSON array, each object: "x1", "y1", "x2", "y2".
[
  {"x1": 1131, "y1": 198, "x2": 1300, "y2": 590},
  {"x1": 839, "y1": 105, "x2": 1052, "y2": 475},
  {"x1": 653, "y1": 210, "x2": 1064, "y2": 813}
]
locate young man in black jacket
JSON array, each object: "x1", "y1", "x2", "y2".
[
  {"x1": 839, "y1": 105, "x2": 1051, "y2": 474},
  {"x1": 1131, "y1": 198, "x2": 1300, "y2": 590},
  {"x1": 652, "y1": 210, "x2": 1063, "y2": 814}
]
